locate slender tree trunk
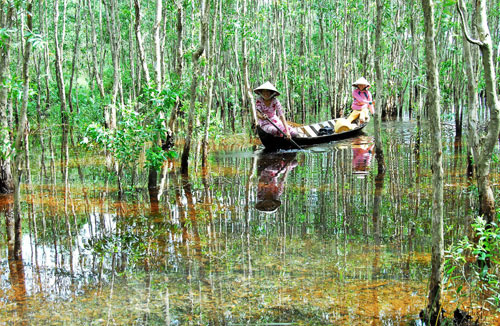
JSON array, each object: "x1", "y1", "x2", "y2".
[
  {"x1": 87, "y1": 0, "x2": 105, "y2": 98},
  {"x1": 13, "y1": 0, "x2": 33, "y2": 262},
  {"x1": 202, "y1": 0, "x2": 218, "y2": 168},
  {"x1": 166, "y1": 1, "x2": 184, "y2": 144},
  {"x1": 458, "y1": 0, "x2": 479, "y2": 180},
  {"x1": 133, "y1": 0, "x2": 151, "y2": 85},
  {"x1": 181, "y1": 0, "x2": 208, "y2": 174},
  {"x1": 0, "y1": 4, "x2": 14, "y2": 193},
  {"x1": 153, "y1": 0, "x2": 162, "y2": 88},
  {"x1": 242, "y1": 0, "x2": 257, "y2": 128},
  {"x1": 42, "y1": 0, "x2": 56, "y2": 185},
  {"x1": 374, "y1": 0, "x2": 385, "y2": 172},
  {"x1": 67, "y1": 0, "x2": 82, "y2": 146},
  {"x1": 54, "y1": 0, "x2": 70, "y2": 185},
  {"x1": 421, "y1": 0, "x2": 444, "y2": 322},
  {"x1": 102, "y1": 0, "x2": 121, "y2": 130},
  {"x1": 34, "y1": 57, "x2": 47, "y2": 181},
  {"x1": 473, "y1": 0, "x2": 500, "y2": 223}
]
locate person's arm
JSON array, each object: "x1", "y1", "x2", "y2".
[
  {"x1": 279, "y1": 113, "x2": 291, "y2": 138},
  {"x1": 274, "y1": 99, "x2": 291, "y2": 138},
  {"x1": 366, "y1": 90, "x2": 375, "y2": 114},
  {"x1": 367, "y1": 91, "x2": 375, "y2": 114}
]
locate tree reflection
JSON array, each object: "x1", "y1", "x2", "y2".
[
  {"x1": 255, "y1": 152, "x2": 298, "y2": 212},
  {"x1": 5, "y1": 120, "x2": 499, "y2": 324},
  {"x1": 2, "y1": 194, "x2": 27, "y2": 325}
]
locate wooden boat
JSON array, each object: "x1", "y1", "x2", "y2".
[{"x1": 257, "y1": 118, "x2": 368, "y2": 150}]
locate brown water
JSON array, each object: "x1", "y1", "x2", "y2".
[{"x1": 1, "y1": 121, "x2": 499, "y2": 325}]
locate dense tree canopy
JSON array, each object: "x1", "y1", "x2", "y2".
[{"x1": 0, "y1": 0, "x2": 497, "y2": 168}]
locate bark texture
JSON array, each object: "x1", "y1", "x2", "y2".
[
  {"x1": 474, "y1": 0, "x2": 500, "y2": 224},
  {"x1": 421, "y1": 0, "x2": 444, "y2": 321},
  {"x1": 0, "y1": 3, "x2": 14, "y2": 193}
]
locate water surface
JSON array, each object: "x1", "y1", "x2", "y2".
[{"x1": 1, "y1": 121, "x2": 499, "y2": 325}]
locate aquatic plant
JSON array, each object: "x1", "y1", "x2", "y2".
[{"x1": 444, "y1": 216, "x2": 500, "y2": 322}]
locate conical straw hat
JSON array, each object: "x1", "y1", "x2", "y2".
[
  {"x1": 255, "y1": 199, "x2": 281, "y2": 213},
  {"x1": 352, "y1": 77, "x2": 371, "y2": 87},
  {"x1": 254, "y1": 81, "x2": 281, "y2": 96}
]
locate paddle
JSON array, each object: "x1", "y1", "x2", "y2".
[{"x1": 256, "y1": 108, "x2": 303, "y2": 150}]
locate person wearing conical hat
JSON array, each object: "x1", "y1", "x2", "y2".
[
  {"x1": 254, "y1": 82, "x2": 298, "y2": 138},
  {"x1": 349, "y1": 77, "x2": 375, "y2": 124}
]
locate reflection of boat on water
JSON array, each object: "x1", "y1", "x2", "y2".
[{"x1": 255, "y1": 152, "x2": 298, "y2": 213}]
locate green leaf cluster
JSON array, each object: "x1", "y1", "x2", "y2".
[
  {"x1": 82, "y1": 83, "x2": 181, "y2": 173},
  {"x1": 445, "y1": 217, "x2": 500, "y2": 313}
]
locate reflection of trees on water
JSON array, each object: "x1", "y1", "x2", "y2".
[
  {"x1": 2, "y1": 194, "x2": 27, "y2": 325},
  {"x1": 1, "y1": 126, "x2": 496, "y2": 323}
]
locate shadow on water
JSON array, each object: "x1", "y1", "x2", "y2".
[{"x1": 1, "y1": 121, "x2": 500, "y2": 324}]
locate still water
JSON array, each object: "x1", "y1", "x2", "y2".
[{"x1": 1, "y1": 121, "x2": 499, "y2": 325}]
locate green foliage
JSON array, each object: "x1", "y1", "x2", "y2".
[
  {"x1": 145, "y1": 144, "x2": 177, "y2": 172},
  {"x1": 83, "y1": 83, "x2": 180, "y2": 175},
  {"x1": 444, "y1": 217, "x2": 500, "y2": 313},
  {"x1": 25, "y1": 31, "x2": 46, "y2": 51},
  {"x1": 139, "y1": 82, "x2": 179, "y2": 114},
  {"x1": 0, "y1": 127, "x2": 12, "y2": 161},
  {"x1": 0, "y1": 27, "x2": 15, "y2": 48}
]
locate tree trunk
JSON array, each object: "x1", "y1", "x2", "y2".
[
  {"x1": 181, "y1": 0, "x2": 208, "y2": 174},
  {"x1": 102, "y1": 0, "x2": 121, "y2": 130},
  {"x1": 241, "y1": 0, "x2": 256, "y2": 128},
  {"x1": 374, "y1": 0, "x2": 385, "y2": 172},
  {"x1": 202, "y1": 0, "x2": 219, "y2": 168},
  {"x1": 13, "y1": 0, "x2": 33, "y2": 262},
  {"x1": 474, "y1": 0, "x2": 500, "y2": 224},
  {"x1": 147, "y1": 0, "x2": 166, "y2": 189},
  {"x1": 87, "y1": 0, "x2": 106, "y2": 98},
  {"x1": 421, "y1": 0, "x2": 444, "y2": 322},
  {"x1": 67, "y1": 0, "x2": 82, "y2": 147},
  {"x1": 458, "y1": 0, "x2": 479, "y2": 180},
  {"x1": 0, "y1": 4, "x2": 14, "y2": 193},
  {"x1": 54, "y1": 0, "x2": 70, "y2": 185},
  {"x1": 166, "y1": 1, "x2": 184, "y2": 147},
  {"x1": 133, "y1": 0, "x2": 151, "y2": 84}
]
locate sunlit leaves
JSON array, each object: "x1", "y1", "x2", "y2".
[
  {"x1": 25, "y1": 31, "x2": 46, "y2": 51},
  {"x1": 445, "y1": 217, "x2": 500, "y2": 312},
  {"x1": 0, "y1": 28, "x2": 15, "y2": 48},
  {"x1": 83, "y1": 96, "x2": 178, "y2": 173}
]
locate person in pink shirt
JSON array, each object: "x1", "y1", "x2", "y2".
[
  {"x1": 349, "y1": 77, "x2": 375, "y2": 124},
  {"x1": 254, "y1": 82, "x2": 298, "y2": 138}
]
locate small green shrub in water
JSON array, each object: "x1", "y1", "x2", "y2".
[
  {"x1": 82, "y1": 83, "x2": 179, "y2": 173},
  {"x1": 444, "y1": 216, "x2": 500, "y2": 318}
]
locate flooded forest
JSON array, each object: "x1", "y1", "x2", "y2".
[{"x1": 1, "y1": 0, "x2": 500, "y2": 325}]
